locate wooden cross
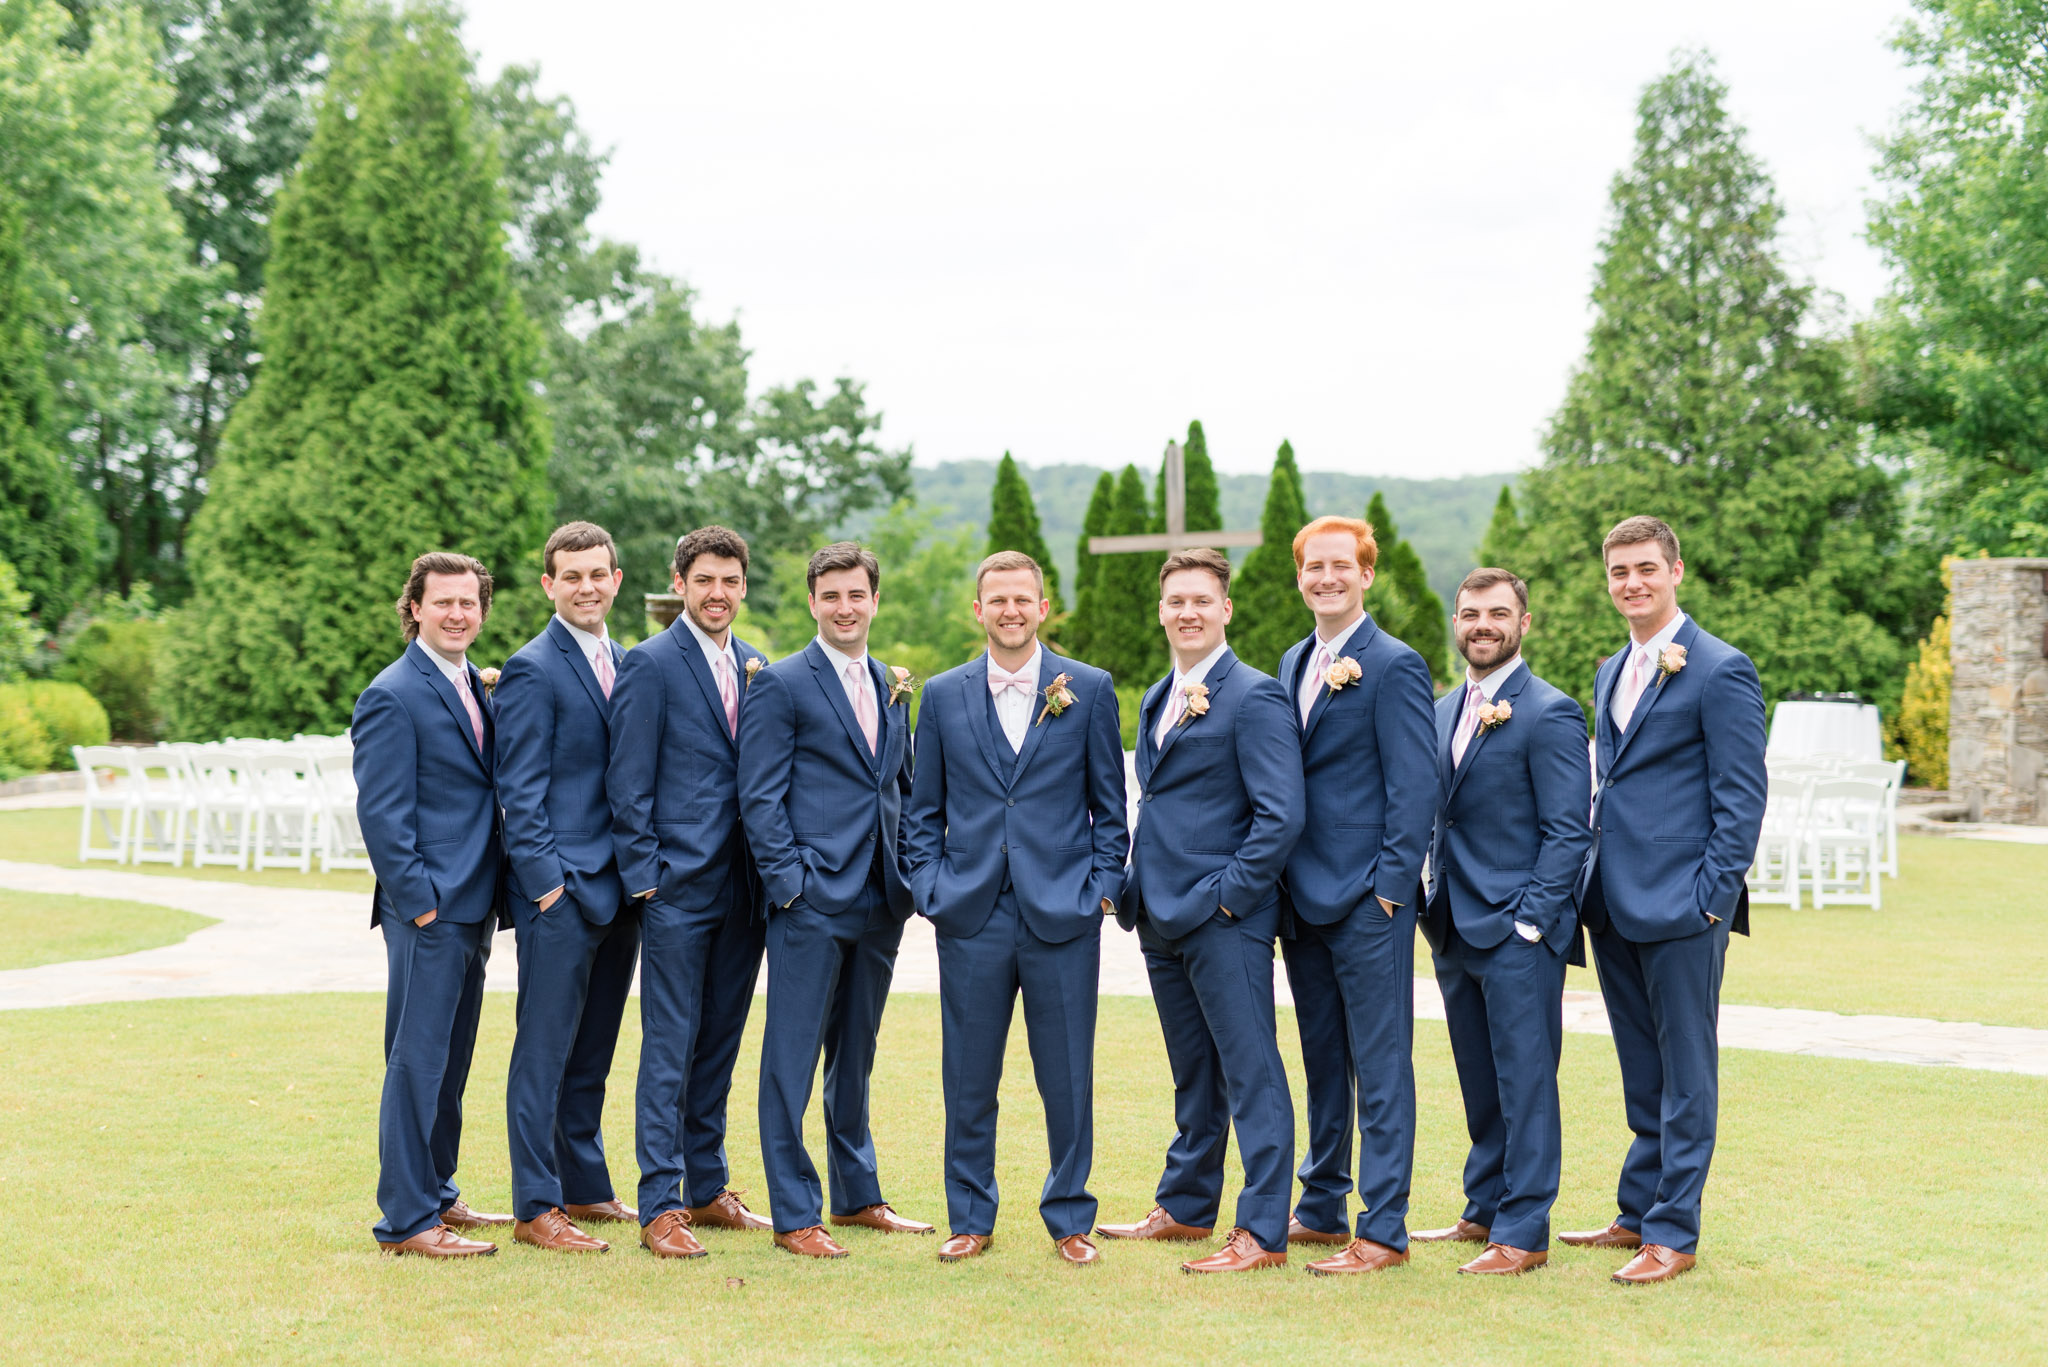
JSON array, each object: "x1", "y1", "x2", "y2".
[{"x1": 1087, "y1": 441, "x2": 1263, "y2": 556}]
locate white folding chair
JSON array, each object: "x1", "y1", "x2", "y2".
[
  {"x1": 244, "y1": 751, "x2": 316, "y2": 873},
  {"x1": 1749, "y1": 773, "x2": 1810, "y2": 909},
  {"x1": 307, "y1": 745, "x2": 371, "y2": 872},
  {"x1": 187, "y1": 745, "x2": 258, "y2": 870},
  {"x1": 125, "y1": 747, "x2": 196, "y2": 867},
  {"x1": 1841, "y1": 760, "x2": 1907, "y2": 877},
  {"x1": 73, "y1": 745, "x2": 140, "y2": 863},
  {"x1": 1806, "y1": 777, "x2": 1888, "y2": 909}
]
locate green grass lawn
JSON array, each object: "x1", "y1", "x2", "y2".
[
  {"x1": 0, "y1": 805, "x2": 373, "y2": 894},
  {"x1": 0, "y1": 888, "x2": 216, "y2": 970},
  {"x1": 0, "y1": 991, "x2": 2039, "y2": 1364}
]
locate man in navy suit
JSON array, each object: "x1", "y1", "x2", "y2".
[
  {"x1": 737, "y1": 541, "x2": 933, "y2": 1259},
  {"x1": 608, "y1": 525, "x2": 774, "y2": 1258},
  {"x1": 354, "y1": 553, "x2": 511, "y2": 1258},
  {"x1": 495, "y1": 522, "x2": 639, "y2": 1254},
  {"x1": 1097, "y1": 548, "x2": 1305, "y2": 1274},
  {"x1": 1562, "y1": 516, "x2": 1765, "y2": 1285},
  {"x1": 1412, "y1": 568, "x2": 1593, "y2": 1276},
  {"x1": 903, "y1": 551, "x2": 1128, "y2": 1267},
  {"x1": 1271, "y1": 516, "x2": 1437, "y2": 1277}
]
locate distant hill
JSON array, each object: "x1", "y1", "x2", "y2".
[{"x1": 892, "y1": 460, "x2": 1516, "y2": 608}]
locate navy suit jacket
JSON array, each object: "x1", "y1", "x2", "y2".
[
  {"x1": 1577, "y1": 617, "x2": 1767, "y2": 943},
  {"x1": 1276, "y1": 614, "x2": 1436, "y2": 928},
  {"x1": 351, "y1": 640, "x2": 506, "y2": 929},
  {"x1": 1421, "y1": 663, "x2": 1593, "y2": 955},
  {"x1": 1123, "y1": 648, "x2": 1304, "y2": 940},
  {"x1": 903, "y1": 650, "x2": 1128, "y2": 943},
  {"x1": 737, "y1": 640, "x2": 915, "y2": 920},
  {"x1": 495, "y1": 617, "x2": 627, "y2": 923},
  {"x1": 607, "y1": 622, "x2": 769, "y2": 913}
]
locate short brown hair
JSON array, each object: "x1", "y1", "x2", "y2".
[
  {"x1": 1455, "y1": 567, "x2": 1528, "y2": 614},
  {"x1": 1291, "y1": 515, "x2": 1380, "y2": 574},
  {"x1": 975, "y1": 550, "x2": 1045, "y2": 599},
  {"x1": 807, "y1": 540, "x2": 880, "y2": 594},
  {"x1": 1159, "y1": 547, "x2": 1231, "y2": 596},
  {"x1": 673, "y1": 525, "x2": 750, "y2": 582},
  {"x1": 543, "y1": 521, "x2": 618, "y2": 577},
  {"x1": 396, "y1": 552, "x2": 492, "y2": 643},
  {"x1": 1602, "y1": 516, "x2": 1680, "y2": 567}
]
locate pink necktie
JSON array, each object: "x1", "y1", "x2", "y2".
[
  {"x1": 847, "y1": 659, "x2": 877, "y2": 754},
  {"x1": 1155, "y1": 685, "x2": 1186, "y2": 749},
  {"x1": 988, "y1": 662, "x2": 1035, "y2": 699},
  {"x1": 1613, "y1": 646, "x2": 1652, "y2": 732},
  {"x1": 593, "y1": 644, "x2": 614, "y2": 699},
  {"x1": 1301, "y1": 642, "x2": 1331, "y2": 726},
  {"x1": 456, "y1": 669, "x2": 484, "y2": 751},
  {"x1": 1451, "y1": 682, "x2": 1483, "y2": 766},
  {"x1": 716, "y1": 653, "x2": 738, "y2": 738}
]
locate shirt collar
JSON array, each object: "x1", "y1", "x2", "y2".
[
  {"x1": 555, "y1": 613, "x2": 610, "y2": 661},
  {"x1": 678, "y1": 610, "x2": 734, "y2": 668},
  {"x1": 418, "y1": 640, "x2": 470, "y2": 686},
  {"x1": 1466, "y1": 654, "x2": 1523, "y2": 701},
  {"x1": 815, "y1": 636, "x2": 870, "y2": 679},
  {"x1": 1171, "y1": 640, "x2": 1231, "y2": 693},
  {"x1": 1628, "y1": 610, "x2": 1688, "y2": 661},
  {"x1": 1312, "y1": 611, "x2": 1368, "y2": 657},
  {"x1": 987, "y1": 643, "x2": 1042, "y2": 682}
]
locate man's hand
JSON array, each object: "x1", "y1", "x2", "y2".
[
  {"x1": 1219, "y1": 905, "x2": 1235, "y2": 920},
  {"x1": 1100, "y1": 897, "x2": 1115, "y2": 915},
  {"x1": 413, "y1": 909, "x2": 437, "y2": 928},
  {"x1": 1377, "y1": 896, "x2": 1397, "y2": 917},
  {"x1": 538, "y1": 886, "x2": 564, "y2": 912},
  {"x1": 636, "y1": 888, "x2": 656, "y2": 900}
]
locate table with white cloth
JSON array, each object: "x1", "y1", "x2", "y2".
[{"x1": 1767, "y1": 700, "x2": 1884, "y2": 762}]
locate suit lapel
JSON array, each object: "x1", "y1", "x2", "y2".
[
  {"x1": 1157, "y1": 650, "x2": 1235, "y2": 767},
  {"x1": 548, "y1": 617, "x2": 613, "y2": 736},
  {"x1": 960, "y1": 656, "x2": 1010, "y2": 782},
  {"x1": 1135, "y1": 675, "x2": 1168, "y2": 788},
  {"x1": 1302, "y1": 615, "x2": 1378, "y2": 743},
  {"x1": 806, "y1": 641, "x2": 879, "y2": 774},
  {"x1": 732, "y1": 636, "x2": 764, "y2": 729},
  {"x1": 1608, "y1": 618, "x2": 1696, "y2": 772},
  {"x1": 410, "y1": 642, "x2": 485, "y2": 769},
  {"x1": 673, "y1": 622, "x2": 735, "y2": 749},
  {"x1": 872, "y1": 656, "x2": 903, "y2": 772},
  {"x1": 1436, "y1": 690, "x2": 1459, "y2": 792},
  {"x1": 1447, "y1": 663, "x2": 1530, "y2": 801}
]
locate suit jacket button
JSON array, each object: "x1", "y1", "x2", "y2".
[
  {"x1": 1000, "y1": 844, "x2": 1008, "y2": 854},
  {"x1": 1006, "y1": 798, "x2": 1015, "y2": 807}
]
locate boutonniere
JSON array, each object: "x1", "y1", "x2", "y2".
[
  {"x1": 478, "y1": 667, "x2": 501, "y2": 698},
  {"x1": 1476, "y1": 698, "x2": 1512, "y2": 732},
  {"x1": 1323, "y1": 655, "x2": 1363, "y2": 695},
  {"x1": 886, "y1": 665, "x2": 921, "y2": 708},
  {"x1": 1177, "y1": 680, "x2": 1211, "y2": 727},
  {"x1": 744, "y1": 656, "x2": 762, "y2": 688},
  {"x1": 1655, "y1": 643, "x2": 1687, "y2": 682},
  {"x1": 1035, "y1": 672, "x2": 1077, "y2": 726}
]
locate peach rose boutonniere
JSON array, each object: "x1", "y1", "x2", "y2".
[
  {"x1": 1035, "y1": 672, "x2": 1077, "y2": 726},
  {"x1": 744, "y1": 655, "x2": 763, "y2": 688},
  {"x1": 1655, "y1": 643, "x2": 1688, "y2": 682},
  {"x1": 1177, "y1": 680, "x2": 1211, "y2": 727},
  {"x1": 478, "y1": 667, "x2": 501, "y2": 698},
  {"x1": 1324, "y1": 655, "x2": 1363, "y2": 695},
  {"x1": 1476, "y1": 697, "x2": 1512, "y2": 733},
  {"x1": 886, "y1": 665, "x2": 921, "y2": 708}
]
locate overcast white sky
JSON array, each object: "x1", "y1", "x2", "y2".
[{"x1": 465, "y1": 0, "x2": 1921, "y2": 479}]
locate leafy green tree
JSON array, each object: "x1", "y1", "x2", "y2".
[
  {"x1": 164, "y1": 2, "x2": 549, "y2": 738},
  {"x1": 1230, "y1": 439, "x2": 1312, "y2": 674},
  {"x1": 1494, "y1": 53, "x2": 1933, "y2": 708},
  {"x1": 984, "y1": 451, "x2": 1062, "y2": 613},
  {"x1": 1064, "y1": 470, "x2": 1115, "y2": 661},
  {"x1": 1151, "y1": 419, "x2": 1222, "y2": 534},
  {"x1": 1076, "y1": 464, "x2": 1162, "y2": 685},
  {"x1": 1865, "y1": 0, "x2": 2048, "y2": 555},
  {"x1": 1362, "y1": 491, "x2": 1450, "y2": 685},
  {"x1": 1479, "y1": 484, "x2": 1522, "y2": 570},
  {"x1": 0, "y1": 557, "x2": 37, "y2": 681}
]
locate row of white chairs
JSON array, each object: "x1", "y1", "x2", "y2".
[
  {"x1": 72, "y1": 736, "x2": 370, "y2": 875},
  {"x1": 1748, "y1": 758, "x2": 1906, "y2": 910}
]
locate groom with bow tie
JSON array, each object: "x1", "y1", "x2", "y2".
[{"x1": 903, "y1": 551, "x2": 1128, "y2": 1267}]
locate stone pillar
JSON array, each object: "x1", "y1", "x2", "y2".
[{"x1": 1948, "y1": 557, "x2": 2048, "y2": 824}]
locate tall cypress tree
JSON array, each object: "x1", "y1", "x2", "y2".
[
  {"x1": 984, "y1": 450, "x2": 1061, "y2": 612},
  {"x1": 165, "y1": 2, "x2": 548, "y2": 738},
  {"x1": 1478, "y1": 484, "x2": 1523, "y2": 571},
  {"x1": 1065, "y1": 469, "x2": 1115, "y2": 660},
  {"x1": 1083, "y1": 463, "x2": 1163, "y2": 685},
  {"x1": 1229, "y1": 439, "x2": 1312, "y2": 674},
  {"x1": 1151, "y1": 418, "x2": 1222, "y2": 534},
  {"x1": 1363, "y1": 491, "x2": 1451, "y2": 684}
]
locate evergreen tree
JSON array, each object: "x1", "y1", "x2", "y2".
[
  {"x1": 1080, "y1": 464, "x2": 1163, "y2": 685},
  {"x1": 1362, "y1": 491, "x2": 1450, "y2": 685},
  {"x1": 984, "y1": 451, "x2": 1061, "y2": 613},
  {"x1": 1478, "y1": 484, "x2": 1523, "y2": 571},
  {"x1": 1229, "y1": 439, "x2": 1312, "y2": 674},
  {"x1": 1508, "y1": 52, "x2": 1930, "y2": 708},
  {"x1": 1065, "y1": 469, "x2": 1115, "y2": 660},
  {"x1": 1150, "y1": 419, "x2": 1222, "y2": 533},
  {"x1": 164, "y1": 2, "x2": 549, "y2": 738},
  {"x1": 0, "y1": 196, "x2": 96, "y2": 625}
]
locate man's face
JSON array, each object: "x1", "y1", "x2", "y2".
[
  {"x1": 543, "y1": 546, "x2": 619, "y2": 631},
  {"x1": 675, "y1": 554, "x2": 747, "y2": 641},
  {"x1": 1605, "y1": 540, "x2": 1683, "y2": 634},
  {"x1": 972, "y1": 568, "x2": 1047, "y2": 652},
  {"x1": 1159, "y1": 568, "x2": 1232, "y2": 664},
  {"x1": 413, "y1": 571, "x2": 482, "y2": 657},
  {"x1": 1295, "y1": 531, "x2": 1373, "y2": 626},
  {"x1": 1454, "y1": 581, "x2": 1529, "y2": 671},
  {"x1": 809, "y1": 566, "x2": 878, "y2": 653}
]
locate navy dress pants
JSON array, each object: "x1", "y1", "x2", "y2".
[
  {"x1": 374, "y1": 910, "x2": 494, "y2": 1244},
  {"x1": 636, "y1": 868, "x2": 767, "y2": 1224},
  {"x1": 757, "y1": 877, "x2": 903, "y2": 1232},
  {"x1": 1280, "y1": 902, "x2": 1416, "y2": 1250},
  {"x1": 506, "y1": 893, "x2": 640, "y2": 1221},
  {"x1": 935, "y1": 891, "x2": 1099, "y2": 1239},
  {"x1": 1138, "y1": 909, "x2": 1294, "y2": 1254}
]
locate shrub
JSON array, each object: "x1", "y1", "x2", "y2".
[
  {"x1": 1898, "y1": 611, "x2": 1950, "y2": 790},
  {"x1": 19, "y1": 680, "x2": 109, "y2": 753},
  {"x1": 0, "y1": 556, "x2": 35, "y2": 683},
  {"x1": 57, "y1": 617, "x2": 164, "y2": 741},
  {"x1": 0, "y1": 688, "x2": 53, "y2": 776}
]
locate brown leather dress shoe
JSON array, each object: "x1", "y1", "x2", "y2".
[
  {"x1": 1287, "y1": 1214, "x2": 1351, "y2": 1245},
  {"x1": 440, "y1": 1199, "x2": 513, "y2": 1230},
  {"x1": 938, "y1": 1233, "x2": 990, "y2": 1262},
  {"x1": 830, "y1": 1203, "x2": 935, "y2": 1234},
  {"x1": 1459, "y1": 1243, "x2": 1548, "y2": 1276},
  {"x1": 1182, "y1": 1227, "x2": 1286, "y2": 1274},
  {"x1": 1054, "y1": 1234, "x2": 1099, "y2": 1265},
  {"x1": 1304, "y1": 1237, "x2": 1410, "y2": 1276},
  {"x1": 514, "y1": 1208, "x2": 608, "y2": 1253},
  {"x1": 1559, "y1": 1220, "x2": 1641, "y2": 1249},
  {"x1": 563, "y1": 1198, "x2": 637, "y2": 1225},
  {"x1": 1096, "y1": 1206, "x2": 1213, "y2": 1241},
  {"x1": 641, "y1": 1209, "x2": 708, "y2": 1259},
  {"x1": 1412, "y1": 1218, "x2": 1491, "y2": 1244},
  {"x1": 1612, "y1": 1244, "x2": 1696, "y2": 1284},
  {"x1": 687, "y1": 1189, "x2": 773, "y2": 1232},
  {"x1": 377, "y1": 1223, "x2": 497, "y2": 1258},
  {"x1": 774, "y1": 1225, "x2": 850, "y2": 1259}
]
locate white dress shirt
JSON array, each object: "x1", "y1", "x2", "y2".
[
  {"x1": 1297, "y1": 611, "x2": 1370, "y2": 721},
  {"x1": 815, "y1": 636, "x2": 875, "y2": 716},
  {"x1": 987, "y1": 644, "x2": 1042, "y2": 754},
  {"x1": 555, "y1": 613, "x2": 612, "y2": 674},
  {"x1": 1608, "y1": 611, "x2": 1688, "y2": 731},
  {"x1": 419, "y1": 640, "x2": 470, "y2": 686},
  {"x1": 1156, "y1": 640, "x2": 1231, "y2": 749},
  {"x1": 1466, "y1": 653, "x2": 1523, "y2": 701},
  {"x1": 678, "y1": 610, "x2": 737, "y2": 680}
]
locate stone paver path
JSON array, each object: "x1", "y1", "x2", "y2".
[{"x1": 2, "y1": 860, "x2": 2044, "y2": 1078}]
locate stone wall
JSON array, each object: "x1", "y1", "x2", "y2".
[{"x1": 1949, "y1": 557, "x2": 2048, "y2": 824}]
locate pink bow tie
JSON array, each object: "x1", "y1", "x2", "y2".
[{"x1": 989, "y1": 666, "x2": 1036, "y2": 697}]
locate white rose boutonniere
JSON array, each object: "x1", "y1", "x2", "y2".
[
  {"x1": 1656, "y1": 643, "x2": 1687, "y2": 682},
  {"x1": 744, "y1": 656, "x2": 763, "y2": 688}
]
